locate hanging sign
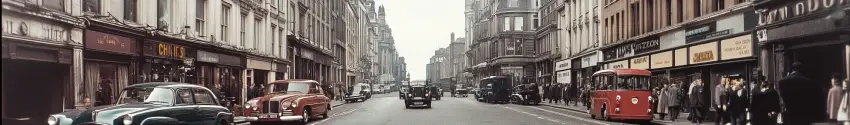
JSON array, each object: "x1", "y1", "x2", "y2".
[
  {"x1": 689, "y1": 41, "x2": 719, "y2": 64},
  {"x1": 720, "y1": 35, "x2": 754, "y2": 60}
]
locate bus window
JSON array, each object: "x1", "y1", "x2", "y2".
[{"x1": 619, "y1": 75, "x2": 651, "y2": 90}]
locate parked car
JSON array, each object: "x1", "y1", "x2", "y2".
[
  {"x1": 345, "y1": 83, "x2": 370, "y2": 102},
  {"x1": 404, "y1": 85, "x2": 432, "y2": 108},
  {"x1": 242, "y1": 79, "x2": 331, "y2": 125},
  {"x1": 47, "y1": 82, "x2": 234, "y2": 125}
]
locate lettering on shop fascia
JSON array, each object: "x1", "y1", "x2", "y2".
[
  {"x1": 3, "y1": 19, "x2": 69, "y2": 42},
  {"x1": 693, "y1": 51, "x2": 716, "y2": 63},
  {"x1": 757, "y1": 0, "x2": 849, "y2": 26}
]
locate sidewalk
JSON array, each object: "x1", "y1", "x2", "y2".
[
  {"x1": 538, "y1": 101, "x2": 704, "y2": 124},
  {"x1": 234, "y1": 100, "x2": 345, "y2": 123}
]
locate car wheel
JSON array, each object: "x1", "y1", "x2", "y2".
[{"x1": 300, "y1": 108, "x2": 310, "y2": 124}]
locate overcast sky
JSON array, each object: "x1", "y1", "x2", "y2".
[{"x1": 374, "y1": 0, "x2": 465, "y2": 81}]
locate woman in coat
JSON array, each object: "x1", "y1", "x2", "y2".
[{"x1": 657, "y1": 83, "x2": 670, "y2": 120}]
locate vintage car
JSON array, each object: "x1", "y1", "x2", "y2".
[
  {"x1": 404, "y1": 85, "x2": 432, "y2": 108},
  {"x1": 345, "y1": 83, "x2": 370, "y2": 102},
  {"x1": 399, "y1": 87, "x2": 409, "y2": 99},
  {"x1": 242, "y1": 79, "x2": 331, "y2": 124},
  {"x1": 428, "y1": 86, "x2": 441, "y2": 100},
  {"x1": 47, "y1": 82, "x2": 234, "y2": 125}
]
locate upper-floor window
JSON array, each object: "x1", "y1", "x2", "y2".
[
  {"x1": 532, "y1": 14, "x2": 539, "y2": 30},
  {"x1": 508, "y1": 0, "x2": 519, "y2": 8},
  {"x1": 124, "y1": 0, "x2": 138, "y2": 22},
  {"x1": 221, "y1": 4, "x2": 230, "y2": 42},
  {"x1": 44, "y1": 0, "x2": 64, "y2": 11},
  {"x1": 157, "y1": 0, "x2": 170, "y2": 30},
  {"x1": 240, "y1": 14, "x2": 247, "y2": 47},
  {"x1": 503, "y1": 17, "x2": 510, "y2": 31},
  {"x1": 196, "y1": 0, "x2": 207, "y2": 37},
  {"x1": 84, "y1": 0, "x2": 100, "y2": 14},
  {"x1": 255, "y1": 19, "x2": 262, "y2": 49},
  {"x1": 514, "y1": 17, "x2": 524, "y2": 31}
]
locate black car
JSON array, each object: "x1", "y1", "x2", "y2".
[
  {"x1": 428, "y1": 86, "x2": 441, "y2": 100},
  {"x1": 404, "y1": 85, "x2": 432, "y2": 108},
  {"x1": 47, "y1": 82, "x2": 234, "y2": 125},
  {"x1": 481, "y1": 76, "x2": 512, "y2": 103}
]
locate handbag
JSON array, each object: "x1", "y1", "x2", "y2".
[{"x1": 839, "y1": 93, "x2": 849, "y2": 121}]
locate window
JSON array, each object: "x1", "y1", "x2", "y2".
[
  {"x1": 193, "y1": 89, "x2": 217, "y2": 105},
  {"x1": 174, "y1": 89, "x2": 194, "y2": 104},
  {"x1": 240, "y1": 14, "x2": 247, "y2": 47},
  {"x1": 45, "y1": 0, "x2": 64, "y2": 11},
  {"x1": 506, "y1": 39, "x2": 515, "y2": 55},
  {"x1": 532, "y1": 14, "x2": 539, "y2": 30},
  {"x1": 157, "y1": 0, "x2": 170, "y2": 29},
  {"x1": 693, "y1": 0, "x2": 702, "y2": 17},
  {"x1": 271, "y1": 25, "x2": 276, "y2": 54},
  {"x1": 124, "y1": 0, "x2": 137, "y2": 22},
  {"x1": 196, "y1": 0, "x2": 207, "y2": 36},
  {"x1": 221, "y1": 5, "x2": 230, "y2": 42},
  {"x1": 514, "y1": 17, "x2": 523, "y2": 31},
  {"x1": 84, "y1": 0, "x2": 100, "y2": 14},
  {"x1": 503, "y1": 17, "x2": 510, "y2": 31},
  {"x1": 117, "y1": 88, "x2": 175, "y2": 105},
  {"x1": 255, "y1": 19, "x2": 262, "y2": 49},
  {"x1": 508, "y1": 0, "x2": 518, "y2": 7}
]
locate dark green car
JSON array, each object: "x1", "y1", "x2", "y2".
[{"x1": 47, "y1": 82, "x2": 234, "y2": 125}]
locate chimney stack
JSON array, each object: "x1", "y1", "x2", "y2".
[{"x1": 450, "y1": 32, "x2": 455, "y2": 43}]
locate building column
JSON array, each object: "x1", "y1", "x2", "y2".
[
  {"x1": 846, "y1": 44, "x2": 849, "y2": 80},
  {"x1": 761, "y1": 44, "x2": 771, "y2": 82},
  {"x1": 72, "y1": 47, "x2": 84, "y2": 109}
]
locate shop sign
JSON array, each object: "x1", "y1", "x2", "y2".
[
  {"x1": 633, "y1": 36, "x2": 661, "y2": 54},
  {"x1": 301, "y1": 49, "x2": 315, "y2": 60},
  {"x1": 219, "y1": 54, "x2": 244, "y2": 67},
  {"x1": 608, "y1": 60, "x2": 630, "y2": 69},
  {"x1": 556, "y1": 70, "x2": 571, "y2": 84},
  {"x1": 197, "y1": 50, "x2": 220, "y2": 63},
  {"x1": 720, "y1": 35, "x2": 754, "y2": 60},
  {"x1": 248, "y1": 59, "x2": 273, "y2": 70},
  {"x1": 581, "y1": 53, "x2": 599, "y2": 68},
  {"x1": 603, "y1": 44, "x2": 634, "y2": 61},
  {"x1": 689, "y1": 41, "x2": 719, "y2": 64},
  {"x1": 555, "y1": 60, "x2": 571, "y2": 71},
  {"x1": 686, "y1": 22, "x2": 732, "y2": 43},
  {"x1": 84, "y1": 30, "x2": 137, "y2": 55},
  {"x1": 630, "y1": 56, "x2": 650, "y2": 70},
  {"x1": 651, "y1": 51, "x2": 674, "y2": 69},
  {"x1": 756, "y1": 0, "x2": 849, "y2": 26},
  {"x1": 143, "y1": 40, "x2": 189, "y2": 60},
  {"x1": 675, "y1": 48, "x2": 688, "y2": 66},
  {"x1": 3, "y1": 15, "x2": 71, "y2": 43}
]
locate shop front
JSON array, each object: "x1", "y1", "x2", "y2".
[
  {"x1": 2, "y1": 16, "x2": 77, "y2": 125},
  {"x1": 246, "y1": 56, "x2": 274, "y2": 98},
  {"x1": 755, "y1": 0, "x2": 850, "y2": 121},
  {"x1": 196, "y1": 50, "x2": 245, "y2": 108},
  {"x1": 140, "y1": 40, "x2": 196, "y2": 83},
  {"x1": 82, "y1": 30, "x2": 139, "y2": 108}
]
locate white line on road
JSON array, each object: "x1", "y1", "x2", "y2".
[
  {"x1": 528, "y1": 106, "x2": 610, "y2": 125},
  {"x1": 308, "y1": 99, "x2": 368, "y2": 125},
  {"x1": 503, "y1": 106, "x2": 567, "y2": 125}
]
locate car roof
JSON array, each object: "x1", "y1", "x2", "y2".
[
  {"x1": 269, "y1": 79, "x2": 320, "y2": 85},
  {"x1": 127, "y1": 82, "x2": 206, "y2": 89}
]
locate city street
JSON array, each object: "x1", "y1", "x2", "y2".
[{"x1": 237, "y1": 92, "x2": 669, "y2": 125}]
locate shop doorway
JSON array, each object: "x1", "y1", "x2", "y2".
[
  {"x1": 2, "y1": 59, "x2": 68, "y2": 125},
  {"x1": 788, "y1": 45, "x2": 846, "y2": 90}
]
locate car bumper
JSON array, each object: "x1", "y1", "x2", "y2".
[
  {"x1": 344, "y1": 96, "x2": 364, "y2": 100},
  {"x1": 240, "y1": 115, "x2": 304, "y2": 122}
]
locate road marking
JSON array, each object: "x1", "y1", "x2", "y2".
[
  {"x1": 503, "y1": 106, "x2": 567, "y2": 125},
  {"x1": 528, "y1": 106, "x2": 610, "y2": 125},
  {"x1": 309, "y1": 99, "x2": 368, "y2": 125}
]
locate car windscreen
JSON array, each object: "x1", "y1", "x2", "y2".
[
  {"x1": 117, "y1": 87, "x2": 174, "y2": 105},
  {"x1": 270, "y1": 82, "x2": 311, "y2": 93}
]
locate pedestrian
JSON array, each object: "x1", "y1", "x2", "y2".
[
  {"x1": 728, "y1": 79, "x2": 749, "y2": 125},
  {"x1": 667, "y1": 82, "x2": 681, "y2": 121},
  {"x1": 751, "y1": 76, "x2": 781, "y2": 125},
  {"x1": 562, "y1": 83, "x2": 570, "y2": 105},
  {"x1": 552, "y1": 83, "x2": 562, "y2": 104},
  {"x1": 543, "y1": 83, "x2": 551, "y2": 103},
  {"x1": 829, "y1": 75, "x2": 846, "y2": 122},
  {"x1": 714, "y1": 77, "x2": 730, "y2": 125},
  {"x1": 689, "y1": 79, "x2": 705, "y2": 123},
  {"x1": 657, "y1": 83, "x2": 669, "y2": 120},
  {"x1": 839, "y1": 79, "x2": 850, "y2": 125},
  {"x1": 776, "y1": 62, "x2": 820, "y2": 124}
]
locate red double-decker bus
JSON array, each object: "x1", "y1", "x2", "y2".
[{"x1": 588, "y1": 69, "x2": 654, "y2": 122}]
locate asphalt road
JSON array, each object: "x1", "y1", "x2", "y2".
[{"x1": 239, "y1": 92, "x2": 673, "y2": 125}]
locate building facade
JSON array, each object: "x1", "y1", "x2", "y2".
[{"x1": 467, "y1": 0, "x2": 538, "y2": 87}]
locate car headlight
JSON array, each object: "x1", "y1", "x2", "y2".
[
  {"x1": 648, "y1": 96, "x2": 653, "y2": 102},
  {"x1": 291, "y1": 101, "x2": 298, "y2": 108},
  {"x1": 122, "y1": 115, "x2": 133, "y2": 125},
  {"x1": 47, "y1": 115, "x2": 58, "y2": 125},
  {"x1": 408, "y1": 93, "x2": 412, "y2": 96},
  {"x1": 245, "y1": 105, "x2": 251, "y2": 109},
  {"x1": 425, "y1": 93, "x2": 429, "y2": 96},
  {"x1": 616, "y1": 95, "x2": 621, "y2": 101}
]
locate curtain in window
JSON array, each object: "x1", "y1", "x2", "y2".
[
  {"x1": 116, "y1": 65, "x2": 129, "y2": 99},
  {"x1": 83, "y1": 63, "x2": 100, "y2": 107}
]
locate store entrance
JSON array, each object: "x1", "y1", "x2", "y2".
[
  {"x1": 789, "y1": 44, "x2": 846, "y2": 90},
  {"x1": 2, "y1": 59, "x2": 68, "y2": 125}
]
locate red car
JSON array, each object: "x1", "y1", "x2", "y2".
[{"x1": 242, "y1": 79, "x2": 331, "y2": 124}]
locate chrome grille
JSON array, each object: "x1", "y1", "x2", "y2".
[{"x1": 262, "y1": 101, "x2": 280, "y2": 113}]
